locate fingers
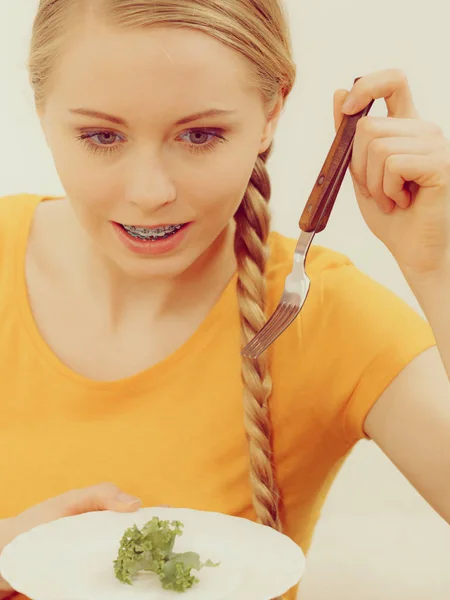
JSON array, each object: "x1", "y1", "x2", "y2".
[
  {"x1": 341, "y1": 68, "x2": 419, "y2": 118},
  {"x1": 0, "y1": 482, "x2": 143, "y2": 593},
  {"x1": 383, "y1": 153, "x2": 450, "y2": 197},
  {"x1": 348, "y1": 116, "x2": 445, "y2": 212},
  {"x1": 16, "y1": 483, "x2": 141, "y2": 532},
  {"x1": 354, "y1": 134, "x2": 441, "y2": 212},
  {"x1": 333, "y1": 88, "x2": 350, "y2": 132},
  {"x1": 63, "y1": 482, "x2": 141, "y2": 515}
]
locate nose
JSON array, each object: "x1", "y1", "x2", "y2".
[{"x1": 124, "y1": 151, "x2": 176, "y2": 212}]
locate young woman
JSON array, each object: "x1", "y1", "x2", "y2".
[{"x1": 1, "y1": 1, "x2": 449, "y2": 599}]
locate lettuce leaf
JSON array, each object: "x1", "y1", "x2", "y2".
[{"x1": 113, "y1": 517, "x2": 218, "y2": 592}]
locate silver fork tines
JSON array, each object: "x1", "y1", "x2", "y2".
[
  {"x1": 241, "y1": 231, "x2": 313, "y2": 359},
  {"x1": 240, "y1": 89, "x2": 375, "y2": 359}
]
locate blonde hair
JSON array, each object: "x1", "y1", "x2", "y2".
[{"x1": 29, "y1": 0, "x2": 296, "y2": 535}]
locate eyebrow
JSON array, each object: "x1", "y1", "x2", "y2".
[
  {"x1": 69, "y1": 107, "x2": 236, "y2": 127},
  {"x1": 175, "y1": 108, "x2": 236, "y2": 125}
]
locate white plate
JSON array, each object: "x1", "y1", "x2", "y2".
[{"x1": 0, "y1": 507, "x2": 305, "y2": 600}]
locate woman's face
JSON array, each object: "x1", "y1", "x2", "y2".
[{"x1": 39, "y1": 19, "x2": 281, "y2": 278}]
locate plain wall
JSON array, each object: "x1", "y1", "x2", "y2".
[{"x1": 1, "y1": 1, "x2": 450, "y2": 598}]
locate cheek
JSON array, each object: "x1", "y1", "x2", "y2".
[
  {"x1": 49, "y1": 134, "x2": 118, "y2": 220},
  {"x1": 190, "y1": 148, "x2": 258, "y2": 222}
]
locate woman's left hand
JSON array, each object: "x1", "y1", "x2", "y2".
[{"x1": 333, "y1": 69, "x2": 450, "y2": 280}]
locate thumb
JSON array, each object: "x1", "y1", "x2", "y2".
[
  {"x1": 17, "y1": 483, "x2": 141, "y2": 531},
  {"x1": 60, "y1": 482, "x2": 141, "y2": 515},
  {"x1": 333, "y1": 89, "x2": 351, "y2": 132}
]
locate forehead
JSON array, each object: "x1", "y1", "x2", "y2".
[{"x1": 47, "y1": 21, "x2": 259, "y2": 120}]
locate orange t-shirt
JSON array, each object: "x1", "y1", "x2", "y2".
[{"x1": 0, "y1": 194, "x2": 436, "y2": 600}]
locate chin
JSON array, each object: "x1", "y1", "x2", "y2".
[
  {"x1": 109, "y1": 243, "x2": 207, "y2": 280},
  {"x1": 115, "y1": 255, "x2": 195, "y2": 280}
]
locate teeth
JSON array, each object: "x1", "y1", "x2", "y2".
[{"x1": 122, "y1": 223, "x2": 183, "y2": 240}]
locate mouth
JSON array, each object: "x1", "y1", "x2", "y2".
[
  {"x1": 116, "y1": 222, "x2": 188, "y2": 241},
  {"x1": 111, "y1": 220, "x2": 192, "y2": 256}
]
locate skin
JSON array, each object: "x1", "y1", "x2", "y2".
[
  {"x1": 26, "y1": 23, "x2": 450, "y2": 521},
  {"x1": 29, "y1": 20, "x2": 281, "y2": 380},
  {"x1": 333, "y1": 71, "x2": 450, "y2": 523},
  {"x1": 1, "y1": 18, "x2": 450, "y2": 597}
]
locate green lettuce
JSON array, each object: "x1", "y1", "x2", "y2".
[{"x1": 114, "y1": 517, "x2": 218, "y2": 593}]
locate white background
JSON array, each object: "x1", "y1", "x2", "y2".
[{"x1": 1, "y1": 1, "x2": 450, "y2": 598}]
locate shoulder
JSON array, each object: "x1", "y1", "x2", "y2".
[
  {"x1": 266, "y1": 230, "x2": 431, "y2": 332},
  {"x1": 265, "y1": 231, "x2": 435, "y2": 443},
  {"x1": 0, "y1": 192, "x2": 42, "y2": 260},
  {"x1": 0, "y1": 193, "x2": 42, "y2": 233},
  {"x1": 0, "y1": 194, "x2": 43, "y2": 300}
]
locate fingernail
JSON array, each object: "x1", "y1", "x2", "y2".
[
  {"x1": 342, "y1": 97, "x2": 356, "y2": 113},
  {"x1": 117, "y1": 492, "x2": 141, "y2": 505}
]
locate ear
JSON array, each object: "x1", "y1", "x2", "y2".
[{"x1": 258, "y1": 94, "x2": 284, "y2": 154}]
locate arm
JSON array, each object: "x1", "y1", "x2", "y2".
[
  {"x1": 407, "y1": 268, "x2": 450, "y2": 378},
  {"x1": 331, "y1": 68, "x2": 450, "y2": 522},
  {"x1": 364, "y1": 268, "x2": 450, "y2": 523}
]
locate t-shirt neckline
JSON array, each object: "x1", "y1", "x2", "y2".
[{"x1": 14, "y1": 195, "x2": 238, "y2": 391}]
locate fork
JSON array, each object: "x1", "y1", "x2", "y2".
[{"x1": 241, "y1": 81, "x2": 374, "y2": 359}]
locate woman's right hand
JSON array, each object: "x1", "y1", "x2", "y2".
[{"x1": 0, "y1": 483, "x2": 141, "y2": 598}]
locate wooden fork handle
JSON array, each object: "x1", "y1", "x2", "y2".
[{"x1": 299, "y1": 77, "x2": 374, "y2": 233}]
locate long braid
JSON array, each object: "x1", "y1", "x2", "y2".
[
  {"x1": 234, "y1": 145, "x2": 282, "y2": 532},
  {"x1": 30, "y1": 1, "x2": 294, "y2": 596}
]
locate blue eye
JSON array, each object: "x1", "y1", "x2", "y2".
[
  {"x1": 90, "y1": 132, "x2": 120, "y2": 145},
  {"x1": 178, "y1": 128, "x2": 227, "y2": 154},
  {"x1": 76, "y1": 131, "x2": 124, "y2": 155},
  {"x1": 76, "y1": 127, "x2": 228, "y2": 157},
  {"x1": 180, "y1": 131, "x2": 213, "y2": 145}
]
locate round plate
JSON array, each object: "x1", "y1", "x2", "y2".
[{"x1": 0, "y1": 507, "x2": 305, "y2": 600}]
